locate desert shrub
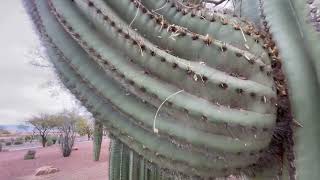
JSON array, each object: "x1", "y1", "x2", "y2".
[
  {"x1": 24, "y1": 135, "x2": 33, "y2": 142},
  {"x1": 16, "y1": 137, "x2": 24, "y2": 142},
  {"x1": 51, "y1": 136, "x2": 58, "y2": 144},
  {"x1": 56, "y1": 112, "x2": 77, "y2": 157},
  {"x1": 60, "y1": 135, "x2": 74, "y2": 157},
  {"x1": 5, "y1": 142, "x2": 12, "y2": 146},
  {"x1": 24, "y1": 150, "x2": 36, "y2": 160},
  {"x1": 14, "y1": 138, "x2": 24, "y2": 145},
  {"x1": 0, "y1": 143, "x2": 2, "y2": 152},
  {"x1": 46, "y1": 138, "x2": 54, "y2": 146},
  {"x1": 14, "y1": 141, "x2": 23, "y2": 145},
  {"x1": 47, "y1": 136, "x2": 58, "y2": 145},
  {"x1": 0, "y1": 129, "x2": 10, "y2": 135}
]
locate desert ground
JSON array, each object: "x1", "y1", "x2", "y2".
[{"x1": 0, "y1": 139, "x2": 110, "y2": 180}]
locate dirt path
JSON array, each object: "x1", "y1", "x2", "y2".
[{"x1": 0, "y1": 139, "x2": 110, "y2": 180}]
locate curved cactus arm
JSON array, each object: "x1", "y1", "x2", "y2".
[
  {"x1": 47, "y1": 0, "x2": 269, "y2": 154},
  {"x1": 48, "y1": 0, "x2": 276, "y2": 153},
  {"x1": 263, "y1": 0, "x2": 320, "y2": 179},
  {"x1": 93, "y1": 120, "x2": 103, "y2": 161},
  {"x1": 23, "y1": 0, "x2": 284, "y2": 178},
  {"x1": 37, "y1": 26, "x2": 237, "y2": 177},
  {"x1": 29, "y1": 1, "x2": 268, "y2": 177}
]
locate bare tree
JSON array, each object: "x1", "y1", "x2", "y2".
[{"x1": 56, "y1": 111, "x2": 78, "y2": 157}]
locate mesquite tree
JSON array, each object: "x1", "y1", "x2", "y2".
[
  {"x1": 23, "y1": 0, "x2": 319, "y2": 179},
  {"x1": 27, "y1": 114, "x2": 59, "y2": 147}
]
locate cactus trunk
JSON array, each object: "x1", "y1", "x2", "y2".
[{"x1": 93, "y1": 120, "x2": 103, "y2": 161}]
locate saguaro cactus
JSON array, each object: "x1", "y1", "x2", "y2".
[
  {"x1": 93, "y1": 120, "x2": 103, "y2": 161},
  {"x1": 23, "y1": 0, "x2": 319, "y2": 179}
]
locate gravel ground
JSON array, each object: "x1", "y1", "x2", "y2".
[{"x1": 0, "y1": 138, "x2": 110, "y2": 180}]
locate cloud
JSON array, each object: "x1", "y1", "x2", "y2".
[{"x1": 0, "y1": 0, "x2": 76, "y2": 125}]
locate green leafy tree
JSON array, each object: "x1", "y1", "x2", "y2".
[
  {"x1": 27, "y1": 114, "x2": 59, "y2": 147},
  {"x1": 75, "y1": 117, "x2": 93, "y2": 140}
]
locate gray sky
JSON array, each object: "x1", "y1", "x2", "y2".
[{"x1": 0, "y1": 1, "x2": 77, "y2": 125}]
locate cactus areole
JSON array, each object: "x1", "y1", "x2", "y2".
[{"x1": 24, "y1": 0, "x2": 320, "y2": 179}]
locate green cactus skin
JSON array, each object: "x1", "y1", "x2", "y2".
[
  {"x1": 263, "y1": 0, "x2": 320, "y2": 179},
  {"x1": 22, "y1": 0, "x2": 320, "y2": 179},
  {"x1": 104, "y1": 0, "x2": 274, "y2": 85},
  {"x1": 93, "y1": 120, "x2": 103, "y2": 161},
  {"x1": 26, "y1": 0, "x2": 275, "y2": 177},
  {"x1": 74, "y1": 0, "x2": 276, "y2": 115},
  {"x1": 47, "y1": 1, "x2": 276, "y2": 151},
  {"x1": 110, "y1": 138, "x2": 122, "y2": 180},
  {"x1": 59, "y1": 0, "x2": 276, "y2": 127},
  {"x1": 122, "y1": 0, "x2": 272, "y2": 65}
]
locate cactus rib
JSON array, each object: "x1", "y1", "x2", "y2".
[
  {"x1": 76, "y1": 1, "x2": 274, "y2": 116},
  {"x1": 30, "y1": 1, "x2": 273, "y2": 177},
  {"x1": 140, "y1": 0, "x2": 272, "y2": 64},
  {"x1": 103, "y1": 0, "x2": 274, "y2": 86}
]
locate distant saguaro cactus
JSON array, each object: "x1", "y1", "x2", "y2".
[{"x1": 23, "y1": 0, "x2": 320, "y2": 179}]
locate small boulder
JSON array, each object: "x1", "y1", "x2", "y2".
[
  {"x1": 35, "y1": 166, "x2": 59, "y2": 176},
  {"x1": 72, "y1": 147, "x2": 78, "y2": 151},
  {"x1": 24, "y1": 150, "x2": 36, "y2": 160}
]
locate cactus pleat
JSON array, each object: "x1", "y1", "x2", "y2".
[
  {"x1": 68, "y1": 0, "x2": 277, "y2": 137},
  {"x1": 118, "y1": 0, "x2": 272, "y2": 65},
  {"x1": 110, "y1": 138, "x2": 122, "y2": 180},
  {"x1": 120, "y1": 142, "x2": 130, "y2": 180},
  {"x1": 27, "y1": 2, "x2": 278, "y2": 176},
  {"x1": 103, "y1": 0, "x2": 274, "y2": 87},
  {"x1": 263, "y1": 0, "x2": 320, "y2": 179},
  {"x1": 27, "y1": 1, "x2": 277, "y2": 177},
  {"x1": 139, "y1": 157, "x2": 145, "y2": 180},
  {"x1": 129, "y1": 150, "x2": 140, "y2": 180},
  {"x1": 24, "y1": 0, "x2": 320, "y2": 178}
]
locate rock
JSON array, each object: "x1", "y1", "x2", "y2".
[
  {"x1": 72, "y1": 147, "x2": 78, "y2": 151},
  {"x1": 35, "y1": 166, "x2": 59, "y2": 176},
  {"x1": 24, "y1": 150, "x2": 36, "y2": 160}
]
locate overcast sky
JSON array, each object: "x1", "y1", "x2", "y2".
[{"x1": 0, "y1": 1, "x2": 77, "y2": 125}]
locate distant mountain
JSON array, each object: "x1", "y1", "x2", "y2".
[{"x1": 0, "y1": 124, "x2": 33, "y2": 132}]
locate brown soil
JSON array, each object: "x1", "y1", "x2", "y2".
[{"x1": 0, "y1": 139, "x2": 110, "y2": 180}]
